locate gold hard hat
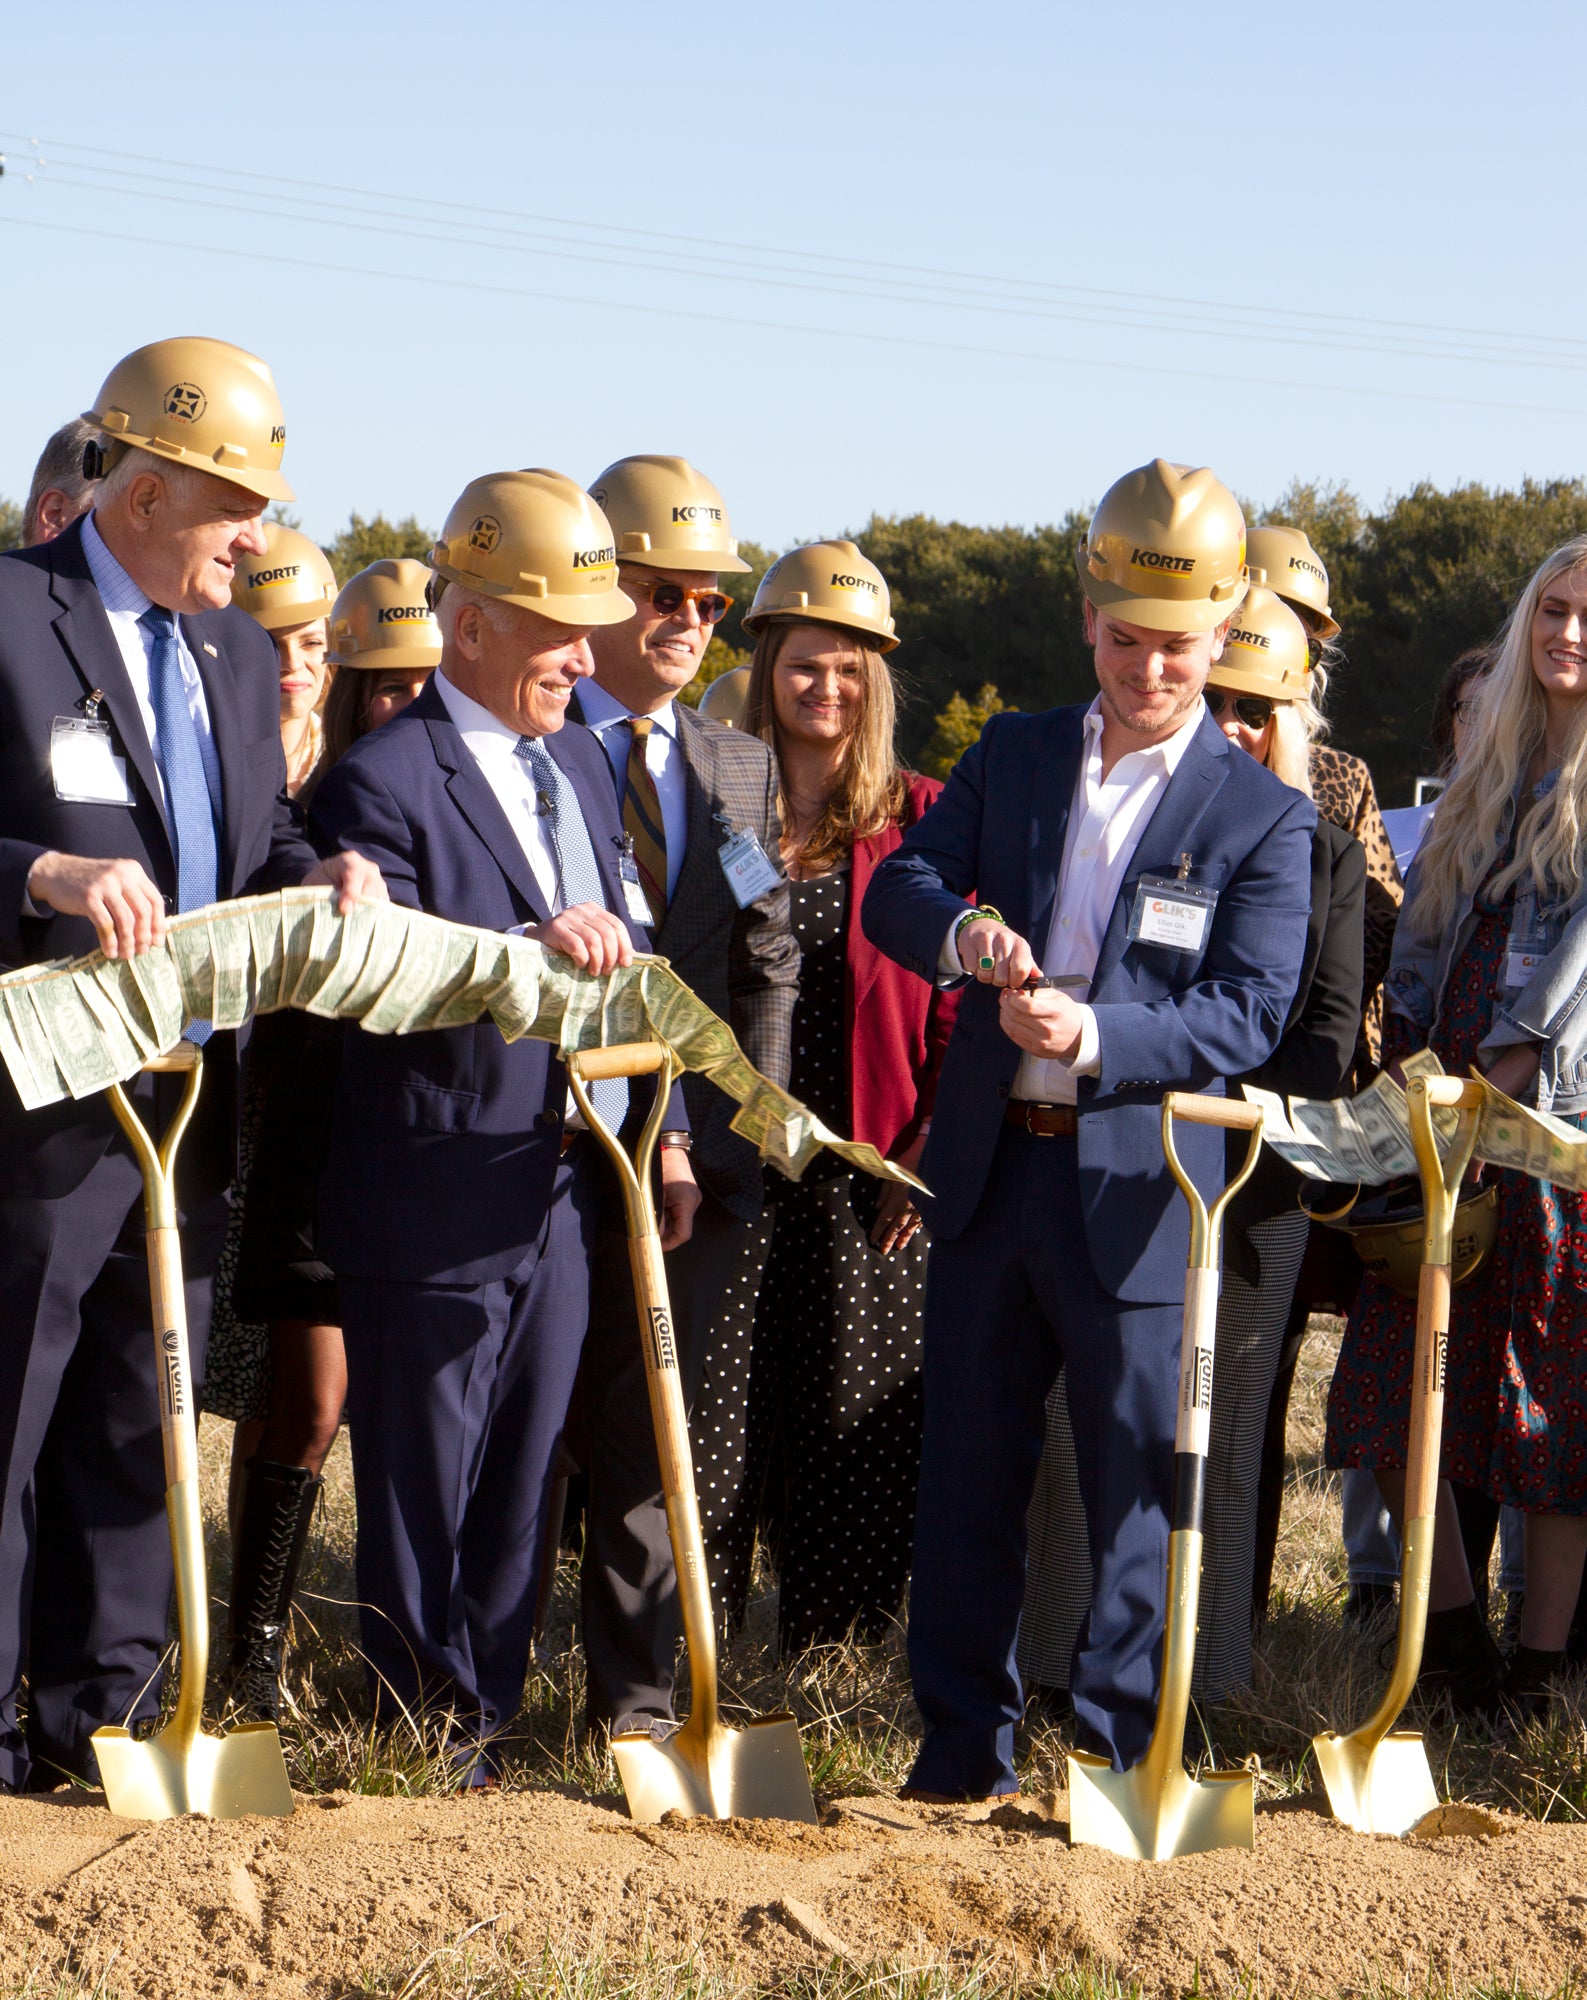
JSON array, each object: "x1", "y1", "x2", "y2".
[
  {"x1": 429, "y1": 470, "x2": 633, "y2": 626},
  {"x1": 84, "y1": 336, "x2": 293, "y2": 503},
  {"x1": 1306, "y1": 1182, "x2": 1499, "y2": 1298},
  {"x1": 230, "y1": 523, "x2": 337, "y2": 632},
  {"x1": 1078, "y1": 459, "x2": 1248, "y2": 633},
  {"x1": 742, "y1": 540, "x2": 899, "y2": 652},
  {"x1": 697, "y1": 664, "x2": 751, "y2": 727},
  {"x1": 328, "y1": 559, "x2": 443, "y2": 670},
  {"x1": 588, "y1": 455, "x2": 751, "y2": 574},
  {"x1": 1246, "y1": 525, "x2": 1340, "y2": 640},
  {"x1": 1207, "y1": 587, "x2": 1313, "y2": 704}
]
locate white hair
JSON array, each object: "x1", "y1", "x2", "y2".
[
  {"x1": 437, "y1": 580, "x2": 515, "y2": 643},
  {"x1": 95, "y1": 444, "x2": 213, "y2": 509}
]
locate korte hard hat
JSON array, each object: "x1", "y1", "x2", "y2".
[
  {"x1": 1305, "y1": 1181, "x2": 1497, "y2": 1299},
  {"x1": 230, "y1": 523, "x2": 337, "y2": 632},
  {"x1": 84, "y1": 336, "x2": 293, "y2": 503},
  {"x1": 328, "y1": 559, "x2": 443, "y2": 670},
  {"x1": 1078, "y1": 459, "x2": 1248, "y2": 633},
  {"x1": 588, "y1": 455, "x2": 752, "y2": 574},
  {"x1": 429, "y1": 469, "x2": 633, "y2": 625},
  {"x1": 742, "y1": 540, "x2": 899, "y2": 652},
  {"x1": 1245, "y1": 525, "x2": 1341, "y2": 641},
  {"x1": 697, "y1": 664, "x2": 751, "y2": 727},
  {"x1": 1207, "y1": 587, "x2": 1312, "y2": 704}
]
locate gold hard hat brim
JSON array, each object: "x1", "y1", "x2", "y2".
[
  {"x1": 428, "y1": 559, "x2": 636, "y2": 627},
  {"x1": 1078, "y1": 559, "x2": 1249, "y2": 635},
  {"x1": 87, "y1": 426, "x2": 297, "y2": 506},
  {"x1": 740, "y1": 605, "x2": 900, "y2": 653},
  {"x1": 249, "y1": 600, "x2": 336, "y2": 635},
  {"x1": 620, "y1": 544, "x2": 753, "y2": 575},
  {"x1": 1205, "y1": 663, "x2": 1306, "y2": 703},
  {"x1": 1285, "y1": 597, "x2": 1342, "y2": 642},
  {"x1": 328, "y1": 643, "x2": 442, "y2": 670}
]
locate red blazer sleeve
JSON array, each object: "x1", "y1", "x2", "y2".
[{"x1": 846, "y1": 773, "x2": 962, "y2": 1158}]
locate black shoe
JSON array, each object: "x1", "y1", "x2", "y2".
[
  {"x1": 1505, "y1": 1644, "x2": 1565, "y2": 1727},
  {"x1": 1416, "y1": 1600, "x2": 1507, "y2": 1719},
  {"x1": 1344, "y1": 1580, "x2": 1397, "y2": 1629},
  {"x1": 228, "y1": 1456, "x2": 322, "y2": 1722}
]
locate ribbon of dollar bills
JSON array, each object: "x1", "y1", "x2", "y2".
[
  {"x1": 1243, "y1": 1047, "x2": 1587, "y2": 1190},
  {"x1": 0, "y1": 887, "x2": 923, "y2": 1190}
]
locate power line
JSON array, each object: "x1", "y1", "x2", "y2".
[{"x1": 2, "y1": 209, "x2": 1582, "y2": 422}]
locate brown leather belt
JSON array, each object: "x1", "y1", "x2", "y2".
[{"x1": 1004, "y1": 1100, "x2": 1078, "y2": 1138}]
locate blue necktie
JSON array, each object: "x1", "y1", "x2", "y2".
[
  {"x1": 516, "y1": 735, "x2": 628, "y2": 1131},
  {"x1": 141, "y1": 607, "x2": 218, "y2": 1044}
]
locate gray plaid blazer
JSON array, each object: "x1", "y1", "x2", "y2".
[{"x1": 570, "y1": 695, "x2": 799, "y2": 1219}]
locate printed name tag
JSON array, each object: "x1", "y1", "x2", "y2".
[
  {"x1": 1127, "y1": 873, "x2": 1217, "y2": 953},
  {"x1": 617, "y1": 844, "x2": 655, "y2": 926},
  {"x1": 718, "y1": 828, "x2": 784, "y2": 909},
  {"x1": 1507, "y1": 944, "x2": 1544, "y2": 990},
  {"x1": 50, "y1": 716, "x2": 134, "y2": 806}
]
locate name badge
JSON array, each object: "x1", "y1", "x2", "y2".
[
  {"x1": 1506, "y1": 935, "x2": 1545, "y2": 991},
  {"x1": 1128, "y1": 872, "x2": 1217, "y2": 953},
  {"x1": 50, "y1": 714, "x2": 134, "y2": 806},
  {"x1": 718, "y1": 827, "x2": 784, "y2": 909},
  {"x1": 616, "y1": 838, "x2": 655, "y2": 927}
]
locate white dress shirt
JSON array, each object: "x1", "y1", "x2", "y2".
[
  {"x1": 576, "y1": 678, "x2": 688, "y2": 901},
  {"x1": 941, "y1": 696, "x2": 1206, "y2": 1105},
  {"x1": 80, "y1": 511, "x2": 222, "y2": 814},
  {"x1": 434, "y1": 672, "x2": 565, "y2": 914}
]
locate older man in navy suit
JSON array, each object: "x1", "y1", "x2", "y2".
[
  {"x1": 862, "y1": 462, "x2": 1316, "y2": 1799},
  {"x1": 0, "y1": 338, "x2": 382, "y2": 1792},
  {"x1": 310, "y1": 471, "x2": 698, "y2": 1778}
]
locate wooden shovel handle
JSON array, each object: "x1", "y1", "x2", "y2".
[
  {"x1": 567, "y1": 1042, "x2": 668, "y2": 1082},
  {"x1": 1163, "y1": 1091, "x2": 1264, "y2": 1132}
]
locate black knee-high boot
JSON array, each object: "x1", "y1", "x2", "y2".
[{"x1": 228, "y1": 1457, "x2": 322, "y2": 1721}]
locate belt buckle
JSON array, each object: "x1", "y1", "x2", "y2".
[{"x1": 1023, "y1": 1101, "x2": 1053, "y2": 1137}]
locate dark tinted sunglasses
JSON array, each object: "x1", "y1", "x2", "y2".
[
  {"x1": 1205, "y1": 687, "x2": 1275, "y2": 730},
  {"x1": 630, "y1": 578, "x2": 733, "y2": 624}
]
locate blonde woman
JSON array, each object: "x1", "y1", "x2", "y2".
[
  {"x1": 1328, "y1": 535, "x2": 1587, "y2": 1720},
  {"x1": 690, "y1": 543, "x2": 958, "y2": 1653},
  {"x1": 1019, "y1": 589, "x2": 1365, "y2": 1711}
]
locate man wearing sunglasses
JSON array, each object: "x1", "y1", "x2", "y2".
[
  {"x1": 568, "y1": 455, "x2": 799, "y2": 1746},
  {"x1": 863, "y1": 459, "x2": 1315, "y2": 1799}
]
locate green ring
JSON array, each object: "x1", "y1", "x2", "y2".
[{"x1": 979, "y1": 955, "x2": 995, "y2": 971}]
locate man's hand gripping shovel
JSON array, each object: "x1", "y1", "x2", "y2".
[
  {"x1": 567, "y1": 1043, "x2": 817, "y2": 1825},
  {"x1": 1068, "y1": 1092, "x2": 1265, "y2": 1861},
  {"x1": 1312, "y1": 1073, "x2": 1482, "y2": 1836},
  {"x1": 91, "y1": 1046, "x2": 294, "y2": 1820}
]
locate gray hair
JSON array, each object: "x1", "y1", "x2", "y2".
[
  {"x1": 22, "y1": 418, "x2": 100, "y2": 545},
  {"x1": 96, "y1": 443, "x2": 212, "y2": 510},
  {"x1": 438, "y1": 580, "x2": 515, "y2": 642}
]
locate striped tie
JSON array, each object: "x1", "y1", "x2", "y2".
[{"x1": 621, "y1": 717, "x2": 668, "y2": 922}]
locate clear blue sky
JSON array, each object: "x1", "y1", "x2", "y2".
[{"x1": 2, "y1": 1, "x2": 1582, "y2": 553}]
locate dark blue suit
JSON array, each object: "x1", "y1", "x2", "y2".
[
  {"x1": 0, "y1": 518, "x2": 315, "y2": 1789},
  {"x1": 308, "y1": 680, "x2": 681, "y2": 1763},
  {"x1": 861, "y1": 704, "x2": 1314, "y2": 1787}
]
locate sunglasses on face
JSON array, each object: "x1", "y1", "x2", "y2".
[
  {"x1": 1204, "y1": 687, "x2": 1276, "y2": 730},
  {"x1": 629, "y1": 577, "x2": 733, "y2": 624}
]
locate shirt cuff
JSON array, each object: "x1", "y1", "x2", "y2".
[
  {"x1": 1067, "y1": 1005, "x2": 1101, "y2": 1076},
  {"x1": 937, "y1": 915, "x2": 968, "y2": 987}
]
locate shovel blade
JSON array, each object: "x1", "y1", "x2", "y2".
[
  {"x1": 1068, "y1": 1750, "x2": 1254, "y2": 1861},
  {"x1": 614, "y1": 1712, "x2": 816, "y2": 1824},
  {"x1": 1311, "y1": 1726, "x2": 1438, "y2": 1837},
  {"x1": 94, "y1": 1720, "x2": 294, "y2": 1821}
]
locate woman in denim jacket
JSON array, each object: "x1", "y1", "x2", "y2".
[{"x1": 1328, "y1": 534, "x2": 1587, "y2": 1722}]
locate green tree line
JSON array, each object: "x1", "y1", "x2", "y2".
[{"x1": 7, "y1": 480, "x2": 1586, "y2": 807}]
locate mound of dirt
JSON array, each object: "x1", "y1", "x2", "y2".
[{"x1": 0, "y1": 1784, "x2": 1582, "y2": 1998}]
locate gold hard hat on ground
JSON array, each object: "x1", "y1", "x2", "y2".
[
  {"x1": 742, "y1": 540, "x2": 899, "y2": 652},
  {"x1": 1078, "y1": 459, "x2": 1248, "y2": 633},
  {"x1": 84, "y1": 337, "x2": 293, "y2": 503},
  {"x1": 429, "y1": 470, "x2": 633, "y2": 626},
  {"x1": 1246, "y1": 525, "x2": 1341, "y2": 640},
  {"x1": 1207, "y1": 587, "x2": 1313, "y2": 704},
  {"x1": 588, "y1": 456, "x2": 752, "y2": 574},
  {"x1": 697, "y1": 665, "x2": 751, "y2": 726},
  {"x1": 328, "y1": 559, "x2": 443, "y2": 670},
  {"x1": 230, "y1": 524, "x2": 337, "y2": 631}
]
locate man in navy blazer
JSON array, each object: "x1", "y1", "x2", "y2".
[
  {"x1": 309, "y1": 471, "x2": 698, "y2": 1778},
  {"x1": 0, "y1": 338, "x2": 381, "y2": 1792},
  {"x1": 862, "y1": 462, "x2": 1316, "y2": 1797}
]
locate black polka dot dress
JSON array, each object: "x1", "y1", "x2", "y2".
[{"x1": 693, "y1": 865, "x2": 928, "y2": 1654}]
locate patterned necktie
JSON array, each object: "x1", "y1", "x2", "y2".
[
  {"x1": 515, "y1": 734, "x2": 628, "y2": 1131},
  {"x1": 140, "y1": 607, "x2": 218, "y2": 1044},
  {"x1": 621, "y1": 716, "x2": 668, "y2": 922}
]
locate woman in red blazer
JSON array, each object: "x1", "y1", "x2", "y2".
[{"x1": 692, "y1": 543, "x2": 957, "y2": 1654}]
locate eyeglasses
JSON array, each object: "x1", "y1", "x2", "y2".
[
  {"x1": 627, "y1": 577, "x2": 733, "y2": 624},
  {"x1": 1204, "y1": 687, "x2": 1276, "y2": 730}
]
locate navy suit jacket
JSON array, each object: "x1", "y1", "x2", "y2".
[
  {"x1": 0, "y1": 517, "x2": 316, "y2": 1198},
  {"x1": 308, "y1": 680, "x2": 681, "y2": 1286},
  {"x1": 860, "y1": 704, "x2": 1316, "y2": 1302}
]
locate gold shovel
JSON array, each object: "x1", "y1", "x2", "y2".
[
  {"x1": 91, "y1": 1046, "x2": 295, "y2": 1821},
  {"x1": 1312, "y1": 1073, "x2": 1483, "y2": 1837},
  {"x1": 1068, "y1": 1091, "x2": 1265, "y2": 1861},
  {"x1": 567, "y1": 1043, "x2": 817, "y2": 1825}
]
